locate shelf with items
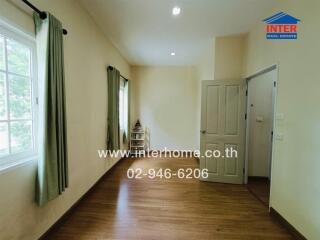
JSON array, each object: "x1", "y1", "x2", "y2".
[
  {"x1": 130, "y1": 120, "x2": 145, "y2": 156},
  {"x1": 130, "y1": 138, "x2": 145, "y2": 148}
]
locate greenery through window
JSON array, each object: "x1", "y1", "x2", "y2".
[{"x1": 0, "y1": 29, "x2": 35, "y2": 162}]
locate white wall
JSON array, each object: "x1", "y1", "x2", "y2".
[
  {"x1": 196, "y1": 38, "x2": 215, "y2": 81},
  {"x1": 243, "y1": 1, "x2": 320, "y2": 238},
  {"x1": 214, "y1": 35, "x2": 246, "y2": 80},
  {"x1": 195, "y1": 39, "x2": 215, "y2": 150},
  {"x1": 131, "y1": 66, "x2": 199, "y2": 151},
  {"x1": 0, "y1": 0, "x2": 130, "y2": 239}
]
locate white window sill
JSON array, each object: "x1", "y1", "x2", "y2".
[{"x1": 0, "y1": 156, "x2": 37, "y2": 174}]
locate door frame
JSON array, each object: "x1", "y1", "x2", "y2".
[{"x1": 244, "y1": 64, "x2": 279, "y2": 189}]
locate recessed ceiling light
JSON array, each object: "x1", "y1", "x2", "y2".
[
  {"x1": 172, "y1": 7, "x2": 181, "y2": 16},
  {"x1": 171, "y1": 52, "x2": 176, "y2": 56}
]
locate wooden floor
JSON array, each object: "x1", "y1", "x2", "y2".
[{"x1": 45, "y1": 157, "x2": 293, "y2": 240}]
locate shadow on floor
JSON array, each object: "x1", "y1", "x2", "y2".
[{"x1": 247, "y1": 177, "x2": 270, "y2": 207}]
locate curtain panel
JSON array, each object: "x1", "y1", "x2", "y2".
[
  {"x1": 107, "y1": 67, "x2": 120, "y2": 150},
  {"x1": 34, "y1": 12, "x2": 68, "y2": 206}
]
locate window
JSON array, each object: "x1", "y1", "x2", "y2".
[
  {"x1": 119, "y1": 76, "x2": 128, "y2": 132},
  {"x1": 0, "y1": 21, "x2": 37, "y2": 169}
]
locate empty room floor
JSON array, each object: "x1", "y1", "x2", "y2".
[{"x1": 44, "y1": 157, "x2": 293, "y2": 240}]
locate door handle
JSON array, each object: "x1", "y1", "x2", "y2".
[{"x1": 201, "y1": 130, "x2": 206, "y2": 134}]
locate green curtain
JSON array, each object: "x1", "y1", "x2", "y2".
[
  {"x1": 107, "y1": 67, "x2": 120, "y2": 150},
  {"x1": 34, "y1": 12, "x2": 68, "y2": 206}
]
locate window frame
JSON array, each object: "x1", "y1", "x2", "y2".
[{"x1": 0, "y1": 19, "x2": 38, "y2": 171}]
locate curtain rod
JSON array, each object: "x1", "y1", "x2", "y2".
[
  {"x1": 22, "y1": 0, "x2": 68, "y2": 35},
  {"x1": 108, "y1": 66, "x2": 128, "y2": 81}
]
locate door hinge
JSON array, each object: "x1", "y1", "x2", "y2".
[
  {"x1": 36, "y1": 97, "x2": 39, "y2": 105},
  {"x1": 245, "y1": 89, "x2": 248, "y2": 96},
  {"x1": 274, "y1": 81, "x2": 277, "y2": 87},
  {"x1": 243, "y1": 168, "x2": 245, "y2": 174},
  {"x1": 245, "y1": 113, "x2": 247, "y2": 120}
]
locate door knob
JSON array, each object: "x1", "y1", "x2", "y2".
[{"x1": 201, "y1": 130, "x2": 206, "y2": 134}]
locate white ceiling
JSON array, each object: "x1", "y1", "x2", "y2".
[{"x1": 80, "y1": 0, "x2": 276, "y2": 66}]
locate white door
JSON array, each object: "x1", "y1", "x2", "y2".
[{"x1": 200, "y1": 80, "x2": 246, "y2": 184}]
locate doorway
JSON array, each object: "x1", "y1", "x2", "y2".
[{"x1": 245, "y1": 66, "x2": 277, "y2": 206}]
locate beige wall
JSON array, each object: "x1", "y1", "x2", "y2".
[
  {"x1": 196, "y1": 38, "x2": 215, "y2": 81},
  {"x1": 194, "y1": 38, "x2": 215, "y2": 150},
  {"x1": 131, "y1": 66, "x2": 199, "y2": 150},
  {"x1": 0, "y1": 0, "x2": 130, "y2": 239},
  {"x1": 214, "y1": 35, "x2": 245, "y2": 80},
  {"x1": 243, "y1": 1, "x2": 320, "y2": 239}
]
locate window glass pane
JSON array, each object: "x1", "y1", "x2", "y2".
[
  {"x1": 0, "y1": 73, "x2": 7, "y2": 120},
  {"x1": 0, "y1": 36, "x2": 5, "y2": 70},
  {"x1": 7, "y1": 38, "x2": 30, "y2": 76},
  {"x1": 10, "y1": 120, "x2": 32, "y2": 154},
  {"x1": 119, "y1": 87, "x2": 124, "y2": 129},
  {"x1": 124, "y1": 84, "x2": 128, "y2": 132},
  {"x1": 0, "y1": 122, "x2": 9, "y2": 156},
  {"x1": 9, "y1": 74, "x2": 32, "y2": 119}
]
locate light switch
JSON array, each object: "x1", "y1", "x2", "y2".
[
  {"x1": 275, "y1": 133, "x2": 284, "y2": 141},
  {"x1": 256, "y1": 116, "x2": 264, "y2": 122}
]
